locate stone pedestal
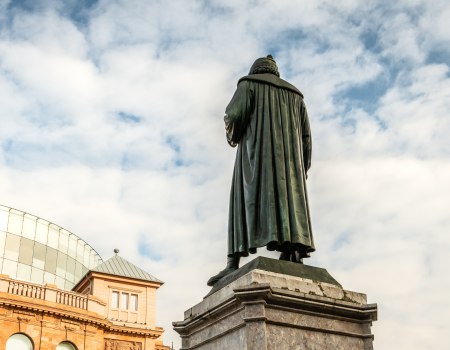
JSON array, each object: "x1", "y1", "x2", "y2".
[{"x1": 173, "y1": 257, "x2": 377, "y2": 350}]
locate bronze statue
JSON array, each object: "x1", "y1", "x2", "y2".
[{"x1": 208, "y1": 55, "x2": 315, "y2": 286}]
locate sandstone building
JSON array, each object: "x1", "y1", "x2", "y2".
[{"x1": 0, "y1": 205, "x2": 169, "y2": 350}]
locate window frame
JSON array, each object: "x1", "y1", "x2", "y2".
[
  {"x1": 111, "y1": 291, "x2": 119, "y2": 308},
  {"x1": 121, "y1": 292, "x2": 129, "y2": 310},
  {"x1": 111, "y1": 290, "x2": 139, "y2": 312},
  {"x1": 130, "y1": 294, "x2": 138, "y2": 312},
  {"x1": 56, "y1": 341, "x2": 78, "y2": 350},
  {"x1": 6, "y1": 332, "x2": 34, "y2": 350}
]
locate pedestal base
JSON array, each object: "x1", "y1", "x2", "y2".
[{"x1": 173, "y1": 257, "x2": 377, "y2": 350}]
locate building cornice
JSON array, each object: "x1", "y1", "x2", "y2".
[{"x1": 0, "y1": 292, "x2": 163, "y2": 338}]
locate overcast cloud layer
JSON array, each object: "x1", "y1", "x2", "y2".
[{"x1": 1, "y1": 0, "x2": 449, "y2": 348}]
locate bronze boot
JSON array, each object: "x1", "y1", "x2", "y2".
[{"x1": 207, "y1": 255, "x2": 240, "y2": 286}]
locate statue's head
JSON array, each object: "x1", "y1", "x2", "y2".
[{"x1": 249, "y1": 55, "x2": 280, "y2": 77}]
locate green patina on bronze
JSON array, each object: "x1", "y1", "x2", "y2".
[
  {"x1": 208, "y1": 55, "x2": 315, "y2": 287},
  {"x1": 225, "y1": 57, "x2": 314, "y2": 257},
  {"x1": 238, "y1": 73, "x2": 303, "y2": 96}
]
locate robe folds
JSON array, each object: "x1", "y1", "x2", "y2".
[{"x1": 224, "y1": 73, "x2": 314, "y2": 257}]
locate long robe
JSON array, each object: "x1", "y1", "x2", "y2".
[{"x1": 224, "y1": 73, "x2": 314, "y2": 257}]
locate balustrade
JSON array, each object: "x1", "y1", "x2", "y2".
[
  {"x1": 2, "y1": 277, "x2": 95, "y2": 312},
  {"x1": 56, "y1": 290, "x2": 88, "y2": 309},
  {"x1": 8, "y1": 280, "x2": 45, "y2": 299}
]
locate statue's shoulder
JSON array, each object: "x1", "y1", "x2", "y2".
[{"x1": 238, "y1": 74, "x2": 303, "y2": 97}]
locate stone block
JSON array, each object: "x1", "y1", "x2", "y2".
[{"x1": 173, "y1": 257, "x2": 377, "y2": 350}]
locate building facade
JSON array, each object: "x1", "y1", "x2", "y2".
[{"x1": 0, "y1": 205, "x2": 169, "y2": 350}]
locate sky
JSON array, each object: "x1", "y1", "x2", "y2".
[{"x1": 0, "y1": 0, "x2": 449, "y2": 348}]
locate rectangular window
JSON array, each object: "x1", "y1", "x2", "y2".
[
  {"x1": 19, "y1": 237, "x2": 34, "y2": 265},
  {"x1": 0, "y1": 209, "x2": 8, "y2": 231},
  {"x1": 130, "y1": 294, "x2": 138, "y2": 311},
  {"x1": 111, "y1": 291, "x2": 119, "y2": 308},
  {"x1": 56, "y1": 253, "x2": 67, "y2": 278},
  {"x1": 17, "y1": 263, "x2": 31, "y2": 281},
  {"x1": 4, "y1": 233, "x2": 21, "y2": 261},
  {"x1": 7, "y1": 212, "x2": 23, "y2": 235},
  {"x1": 2, "y1": 259, "x2": 18, "y2": 278},
  {"x1": 121, "y1": 292, "x2": 129, "y2": 309},
  {"x1": 32, "y1": 242, "x2": 46, "y2": 270},
  {"x1": 30, "y1": 267, "x2": 44, "y2": 284},
  {"x1": 47, "y1": 225, "x2": 59, "y2": 249},
  {"x1": 44, "y1": 247, "x2": 57, "y2": 274},
  {"x1": 58, "y1": 230, "x2": 69, "y2": 254},
  {"x1": 22, "y1": 215, "x2": 37, "y2": 240},
  {"x1": 65, "y1": 256, "x2": 76, "y2": 282},
  {"x1": 35, "y1": 220, "x2": 48, "y2": 245}
]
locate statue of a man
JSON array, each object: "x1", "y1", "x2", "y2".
[{"x1": 208, "y1": 55, "x2": 315, "y2": 286}]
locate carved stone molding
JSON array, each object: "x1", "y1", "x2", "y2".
[{"x1": 104, "y1": 339, "x2": 142, "y2": 350}]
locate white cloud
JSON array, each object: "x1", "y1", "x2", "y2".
[{"x1": 378, "y1": 63, "x2": 450, "y2": 157}]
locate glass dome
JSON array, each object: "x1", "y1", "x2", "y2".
[{"x1": 0, "y1": 205, "x2": 102, "y2": 290}]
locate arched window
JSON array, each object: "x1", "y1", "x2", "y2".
[
  {"x1": 6, "y1": 333, "x2": 34, "y2": 350},
  {"x1": 56, "y1": 341, "x2": 77, "y2": 350}
]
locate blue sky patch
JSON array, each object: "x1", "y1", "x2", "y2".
[
  {"x1": 138, "y1": 237, "x2": 163, "y2": 261},
  {"x1": 65, "y1": 0, "x2": 99, "y2": 28},
  {"x1": 331, "y1": 232, "x2": 351, "y2": 251},
  {"x1": 198, "y1": 0, "x2": 233, "y2": 18},
  {"x1": 6, "y1": 0, "x2": 98, "y2": 28},
  {"x1": 165, "y1": 135, "x2": 183, "y2": 166},
  {"x1": 120, "y1": 154, "x2": 133, "y2": 171},
  {"x1": 164, "y1": 135, "x2": 192, "y2": 168},
  {"x1": 7, "y1": 0, "x2": 41, "y2": 13},
  {"x1": 360, "y1": 28, "x2": 382, "y2": 53},
  {"x1": 333, "y1": 69, "x2": 392, "y2": 115},
  {"x1": 267, "y1": 28, "x2": 311, "y2": 55},
  {"x1": 426, "y1": 49, "x2": 450, "y2": 68},
  {"x1": 165, "y1": 135, "x2": 180, "y2": 154},
  {"x1": 2, "y1": 140, "x2": 64, "y2": 169},
  {"x1": 117, "y1": 112, "x2": 142, "y2": 124}
]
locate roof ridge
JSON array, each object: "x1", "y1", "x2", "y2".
[{"x1": 92, "y1": 254, "x2": 163, "y2": 284}]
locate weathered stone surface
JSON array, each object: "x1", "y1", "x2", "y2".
[
  {"x1": 174, "y1": 258, "x2": 377, "y2": 350},
  {"x1": 207, "y1": 257, "x2": 341, "y2": 296}
]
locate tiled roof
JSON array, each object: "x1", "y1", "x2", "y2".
[{"x1": 92, "y1": 254, "x2": 163, "y2": 284}]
